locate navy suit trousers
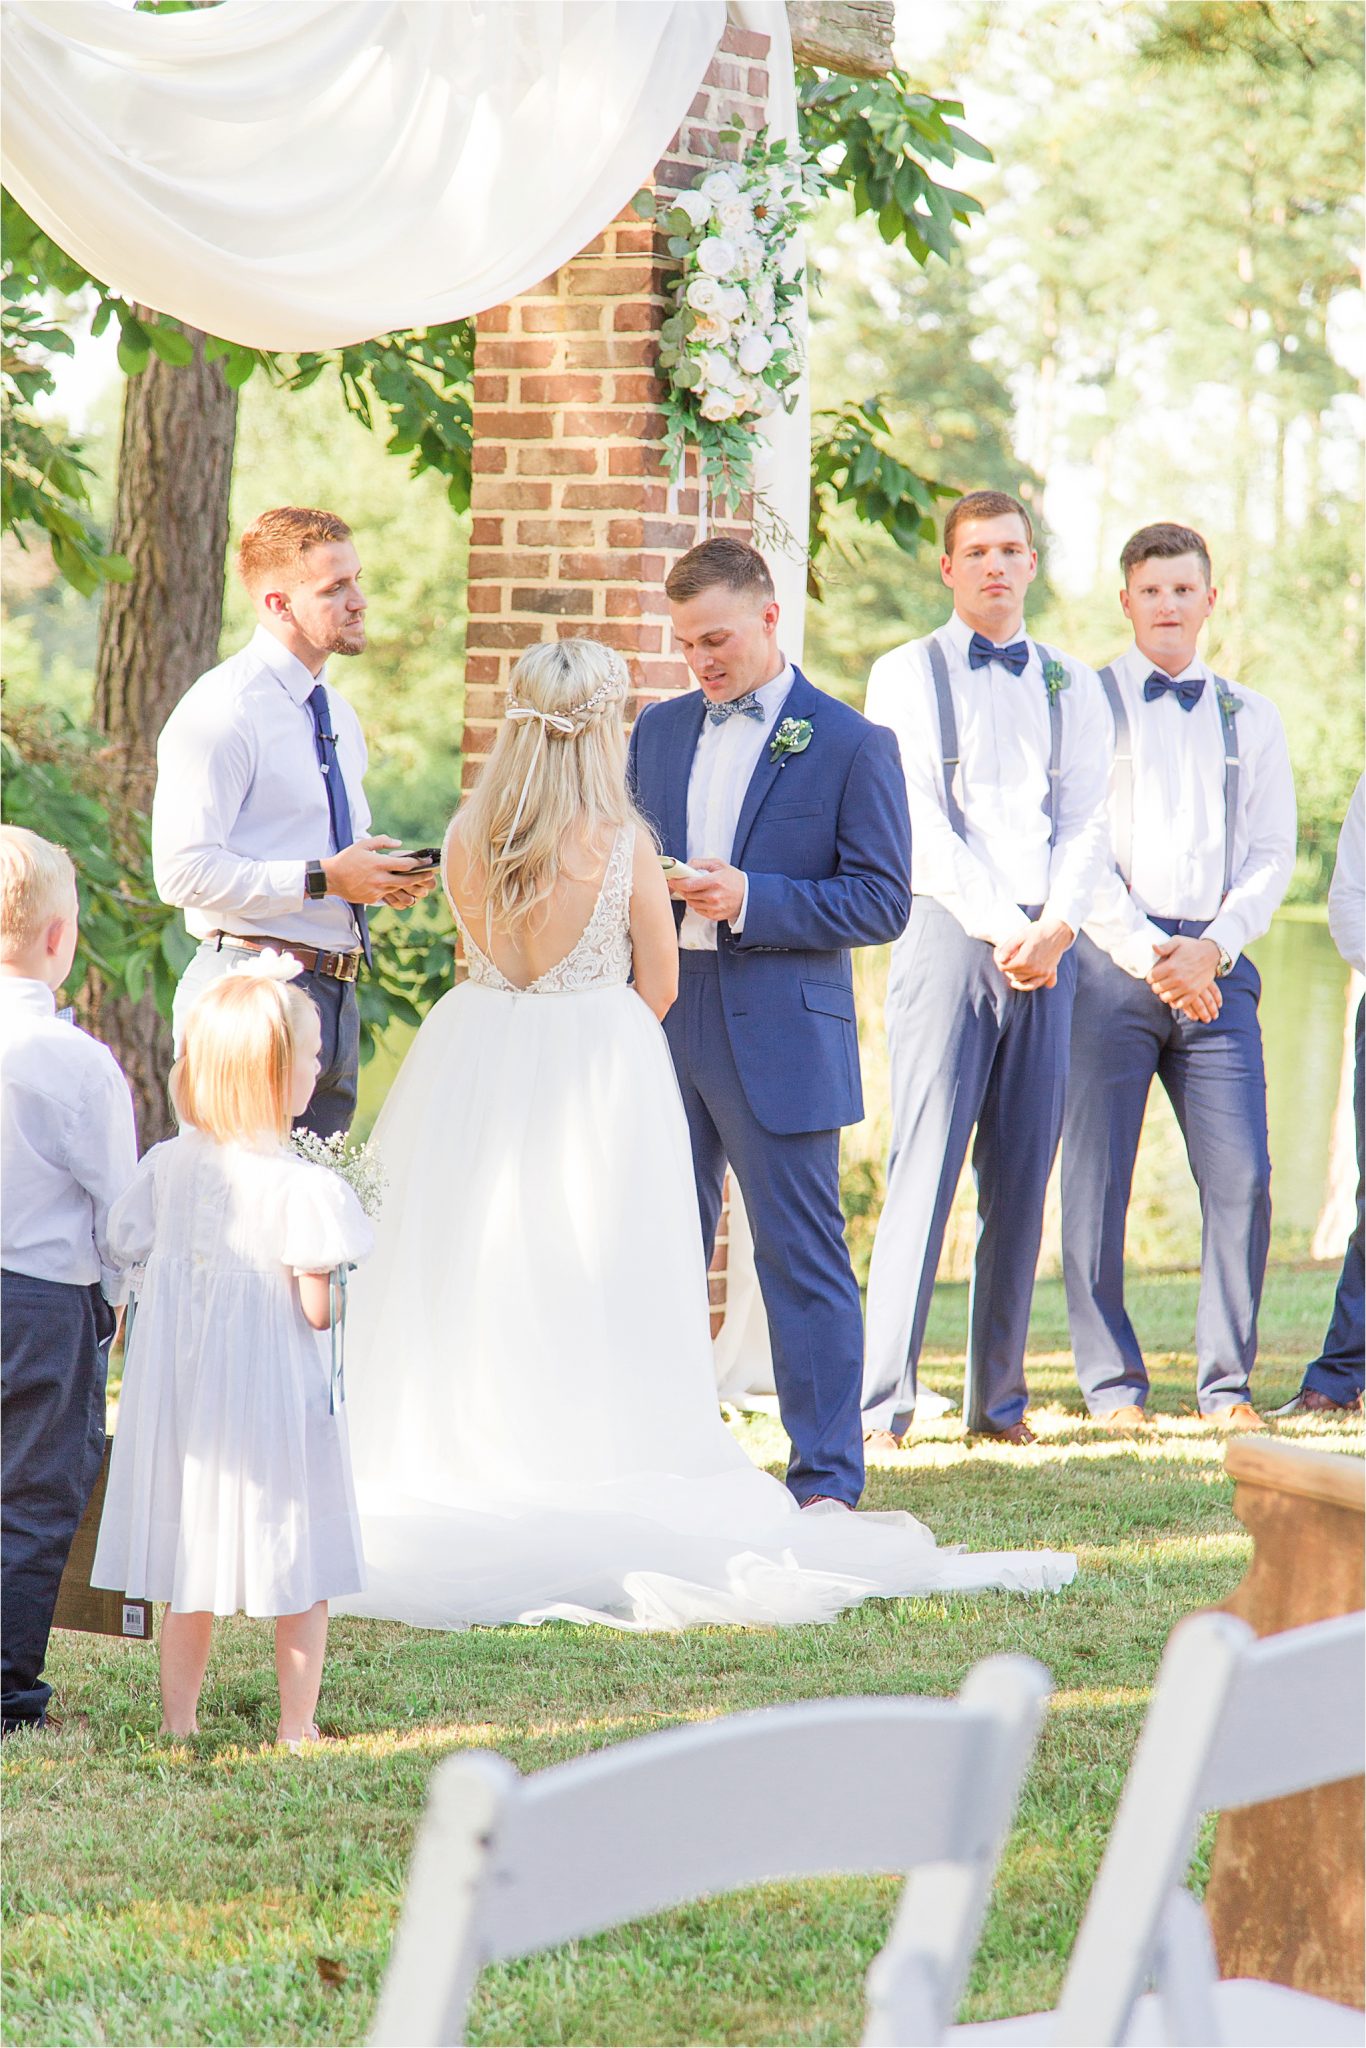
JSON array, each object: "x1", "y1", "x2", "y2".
[
  {"x1": 1061, "y1": 934, "x2": 1271, "y2": 1414},
  {"x1": 862, "y1": 897, "x2": 1077, "y2": 1436},
  {"x1": 1, "y1": 1272, "x2": 114, "y2": 1730},
  {"x1": 1302, "y1": 996, "x2": 1365, "y2": 1405},
  {"x1": 667, "y1": 953, "x2": 866, "y2": 1506}
]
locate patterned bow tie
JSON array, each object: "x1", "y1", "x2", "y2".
[
  {"x1": 968, "y1": 632, "x2": 1029, "y2": 676},
  {"x1": 707, "y1": 691, "x2": 766, "y2": 726},
  {"x1": 1143, "y1": 668, "x2": 1205, "y2": 712}
]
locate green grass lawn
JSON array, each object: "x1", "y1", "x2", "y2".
[{"x1": 4, "y1": 1260, "x2": 1361, "y2": 2046}]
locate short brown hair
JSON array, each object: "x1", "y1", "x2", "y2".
[
  {"x1": 665, "y1": 536, "x2": 775, "y2": 604},
  {"x1": 1120, "y1": 522, "x2": 1212, "y2": 585},
  {"x1": 236, "y1": 506, "x2": 352, "y2": 594},
  {"x1": 943, "y1": 490, "x2": 1033, "y2": 558},
  {"x1": 0, "y1": 825, "x2": 75, "y2": 959}
]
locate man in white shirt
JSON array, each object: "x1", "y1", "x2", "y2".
[
  {"x1": 861, "y1": 490, "x2": 1111, "y2": 1446},
  {"x1": 0, "y1": 827, "x2": 137, "y2": 1734},
  {"x1": 1062, "y1": 523, "x2": 1296, "y2": 1430},
  {"x1": 153, "y1": 506, "x2": 437, "y2": 1137},
  {"x1": 1283, "y1": 776, "x2": 1364, "y2": 1415}
]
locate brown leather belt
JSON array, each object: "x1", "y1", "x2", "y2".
[{"x1": 211, "y1": 932, "x2": 362, "y2": 983}]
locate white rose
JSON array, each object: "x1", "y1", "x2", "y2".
[
  {"x1": 690, "y1": 313, "x2": 732, "y2": 345},
  {"x1": 736, "y1": 331, "x2": 774, "y2": 374},
  {"x1": 731, "y1": 234, "x2": 764, "y2": 280},
  {"x1": 753, "y1": 383, "x2": 780, "y2": 417},
  {"x1": 697, "y1": 348, "x2": 736, "y2": 390},
  {"x1": 716, "y1": 197, "x2": 755, "y2": 235},
  {"x1": 700, "y1": 168, "x2": 742, "y2": 202},
  {"x1": 700, "y1": 388, "x2": 740, "y2": 421},
  {"x1": 769, "y1": 323, "x2": 793, "y2": 356},
  {"x1": 670, "y1": 189, "x2": 712, "y2": 230},
  {"x1": 695, "y1": 236, "x2": 739, "y2": 278},
  {"x1": 718, "y1": 284, "x2": 748, "y2": 322},
  {"x1": 685, "y1": 275, "x2": 723, "y2": 314},
  {"x1": 750, "y1": 279, "x2": 776, "y2": 322}
]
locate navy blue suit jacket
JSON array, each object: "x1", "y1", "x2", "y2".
[{"x1": 627, "y1": 667, "x2": 912, "y2": 1135}]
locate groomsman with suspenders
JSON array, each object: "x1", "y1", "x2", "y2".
[
  {"x1": 1062, "y1": 522, "x2": 1296, "y2": 1430},
  {"x1": 861, "y1": 490, "x2": 1111, "y2": 1446}
]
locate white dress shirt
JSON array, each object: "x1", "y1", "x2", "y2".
[
  {"x1": 864, "y1": 611, "x2": 1111, "y2": 946},
  {"x1": 1084, "y1": 645, "x2": 1297, "y2": 977},
  {"x1": 0, "y1": 978, "x2": 138, "y2": 1297},
  {"x1": 680, "y1": 661, "x2": 793, "y2": 951},
  {"x1": 152, "y1": 624, "x2": 372, "y2": 954},
  {"x1": 1328, "y1": 775, "x2": 1365, "y2": 978}
]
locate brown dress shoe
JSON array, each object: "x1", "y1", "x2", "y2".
[
  {"x1": 1099, "y1": 1404, "x2": 1148, "y2": 1431},
  {"x1": 863, "y1": 1428, "x2": 905, "y2": 1452},
  {"x1": 1213, "y1": 1402, "x2": 1266, "y2": 1431},
  {"x1": 970, "y1": 1419, "x2": 1038, "y2": 1446},
  {"x1": 1290, "y1": 1388, "x2": 1363, "y2": 1416}
]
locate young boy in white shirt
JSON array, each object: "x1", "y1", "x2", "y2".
[{"x1": 0, "y1": 826, "x2": 137, "y2": 1734}]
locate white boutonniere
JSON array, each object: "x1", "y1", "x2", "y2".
[{"x1": 770, "y1": 716, "x2": 813, "y2": 765}]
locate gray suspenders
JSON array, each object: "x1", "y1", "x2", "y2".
[
  {"x1": 925, "y1": 633, "x2": 1064, "y2": 844},
  {"x1": 1098, "y1": 661, "x2": 1241, "y2": 897}
]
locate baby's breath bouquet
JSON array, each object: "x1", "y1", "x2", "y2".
[{"x1": 290, "y1": 1130, "x2": 387, "y2": 1219}]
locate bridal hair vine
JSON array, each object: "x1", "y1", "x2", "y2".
[
  {"x1": 503, "y1": 652, "x2": 631, "y2": 839},
  {"x1": 228, "y1": 947, "x2": 305, "y2": 983}
]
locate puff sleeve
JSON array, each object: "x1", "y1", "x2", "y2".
[
  {"x1": 105, "y1": 1144, "x2": 166, "y2": 1283},
  {"x1": 278, "y1": 1161, "x2": 375, "y2": 1276}
]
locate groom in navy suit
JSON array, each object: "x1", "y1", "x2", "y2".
[{"x1": 628, "y1": 538, "x2": 912, "y2": 1508}]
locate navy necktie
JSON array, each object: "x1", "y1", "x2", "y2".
[
  {"x1": 305, "y1": 683, "x2": 371, "y2": 967},
  {"x1": 968, "y1": 632, "x2": 1029, "y2": 676},
  {"x1": 1143, "y1": 668, "x2": 1205, "y2": 713},
  {"x1": 707, "y1": 691, "x2": 766, "y2": 726}
]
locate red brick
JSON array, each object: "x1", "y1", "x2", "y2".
[
  {"x1": 710, "y1": 60, "x2": 744, "y2": 89},
  {"x1": 478, "y1": 339, "x2": 556, "y2": 370},
  {"x1": 613, "y1": 302, "x2": 665, "y2": 332},
  {"x1": 521, "y1": 304, "x2": 604, "y2": 332},
  {"x1": 577, "y1": 233, "x2": 607, "y2": 258},
  {"x1": 563, "y1": 337, "x2": 658, "y2": 370},
  {"x1": 464, "y1": 654, "x2": 501, "y2": 684},
  {"x1": 689, "y1": 89, "x2": 711, "y2": 118},
  {"x1": 747, "y1": 66, "x2": 769, "y2": 96},
  {"x1": 608, "y1": 445, "x2": 664, "y2": 477},
  {"x1": 720, "y1": 24, "x2": 768, "y2": 57},
  {"x1": 471, "y1": 445, "x2": 507, "y2": 474},
  {"x1": 473, "y1": 373, "x2": 508, "y2": 403},
  {"x1": 565, "y1": 265, "x2": 660, "y2": 298},
  {"x1": 515, "y1": 447, "x2": 599, "y2": 476},
  {"x1": 470, "y1": 517, "x2": 503, "y2": 546},
  {"x1": 560, "y1": 482, "x2": 650, "y2": 511},
  {"x1": 606, "y1": 518, "x2": 645, "y2": 549},
  {"x1": 470, "y1": 482, "x2": 553, "y2": 510},
  {"x1": 469, "y1": 550, "x2": 550, "y2": 579},
  {"x1": 465, "y1": 621, "x2": 545, "y2": 651},
  {"x1": 611, "y1": 222, "x2": 657, "y2": 256},
  {"x1": 605, "y1": 586, "x2": 669, "y2": 618},
  {"x1": 461, "y1": 719, "x2": 498, "y2": 751},
  {"x1": 642, "y1": 518, "x2": 701, "y2": 549},
  {"x1": 516, "y1": 518, "x2": 594, "y2": 547},
  {"x1": 612, "y1": 373, "x2": 663, "y2": 404},
  {"x1": 561, "y1": 409, "x2": 664, "y2": 440},
  {"x1": 654, "y1": 160, "x2": 693, "y2": 192},
  {"x1": 476, "y1": 305, "x2": 511, "y2": 333},
  {"x1": 520, "y1": 373, "x2": 603, "y2": 406},
  {"x1": 511, "y1": 587, "x2": 594, "y2": 615},
  {"x1": 467, "y1": 586, "x2": 503, "y2": 614},
  {"x1": 561, "y1": 551, "x2": 665, "y2": 583},
  {"x1": 463, "y1": 684, "x2": 507, "y2": 722},
  {"x1": 476, "y1": 410, "x2": 553, "y2": 441}
]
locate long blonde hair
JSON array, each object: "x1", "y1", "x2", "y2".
[
  {"x1": 454, "y1": 638, "x2": 647, "y2": 930},
  {"x1": 172, "y1": 973, "x2": 315, "y2": 1146}
]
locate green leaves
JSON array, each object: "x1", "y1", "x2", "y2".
[
  {"x1": 808, "y1": 398, "x2": 956, "y2": 596},
  {"x1": 1, "y1": 301, "x2": 131, "y2": 595},
  {"x1": 797, "y1": 67, "x2": 989, "y2": 267}
]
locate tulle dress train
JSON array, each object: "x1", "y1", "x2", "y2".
[{"x1": 336, "y1": 828, "x2": 1075, "y2": 1630}]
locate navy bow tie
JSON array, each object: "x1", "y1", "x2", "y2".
[
  {"x1": 968, "y1": 632, "x2": 1029, "y2": 676},
  {"x1": 707, "y1": 691, "x2": 766, "y2": 726},
  {"x1": 1143, "y1": 668, "x2": 1205, "y2": 712}
]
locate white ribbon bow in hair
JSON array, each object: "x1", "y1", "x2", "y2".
[
  {"x1": 229, "y1": 947, "x2": 305, "y2": 983},
  {"x1": 504, "y1": 703, "x2": 578, "y2": 841}
]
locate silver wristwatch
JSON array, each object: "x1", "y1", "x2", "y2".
[{"x1": 1214, "y1": 945, "x2": 1234, "y2": 978}]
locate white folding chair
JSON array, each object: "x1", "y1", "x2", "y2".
[
  {"x1": 371, "y1": 1655, "x2": 1051, "y2": 2047},
  {"x1": 884, "y1": 1608, "x2": 1364, "y2": 2047}
]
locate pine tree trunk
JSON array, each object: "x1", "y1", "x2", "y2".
[{"x1": 91, "y1": 325, "x2": 238, "y2": 1143}]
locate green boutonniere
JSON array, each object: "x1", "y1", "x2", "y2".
[
  {"x1": 770, "y1": 716, "x2": 813, "y2": 765},
  {"x1": 1043, "y1": 659, "x2": 1069, "y2": 703},
  {"x1": 1217, "y1": 688, "x2": 1243, "y2": 719}
]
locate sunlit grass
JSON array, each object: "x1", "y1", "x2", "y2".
[{"x1": 4, "y1": 1261, "x2": 1360, "y2": 2044}]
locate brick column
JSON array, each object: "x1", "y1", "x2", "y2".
[{"x1": 463, "y1": 20, "x2": 773, "y2": 1335}]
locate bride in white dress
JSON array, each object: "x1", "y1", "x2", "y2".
[{"x1": 337, "y1": 638, "x2": 1074, "y2": 1630}]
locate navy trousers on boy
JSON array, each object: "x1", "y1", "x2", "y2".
[
  {"x1": 1302, "y1": 997, "x2": 1365, "y2": 1406},
  {"x1": 1, "y1": 1272, "x2": 115, "y2": 1730},
  {"x1": 667, "y1": 953, "x2": 866, "y2": 1507},
  {"x1": 862, "y1": 896, "x2": 1077, "y2": 1436},
  {"x1": 1061, "y1": 931, "x2": 1271, "y2": 1415}
]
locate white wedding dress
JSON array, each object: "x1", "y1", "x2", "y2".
[{"x1": 336, "y1": 827, "x2": 1075, "y2": 1630}]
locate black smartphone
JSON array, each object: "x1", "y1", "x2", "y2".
[{"x1": 395, "y1": 846, "x2": 442, "y2": 869}]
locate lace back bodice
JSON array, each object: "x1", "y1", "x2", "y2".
[{"x1": 453, "y1": 824, "x2": 635, "y2": 995}]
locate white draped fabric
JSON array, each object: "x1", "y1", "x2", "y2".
[{"x1": 0, "y1": 0, "x2": 725, "y2": 349}]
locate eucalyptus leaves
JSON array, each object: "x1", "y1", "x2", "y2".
[{"x1": 649, "y1": 130, "x2": 824, "y2": 516}]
